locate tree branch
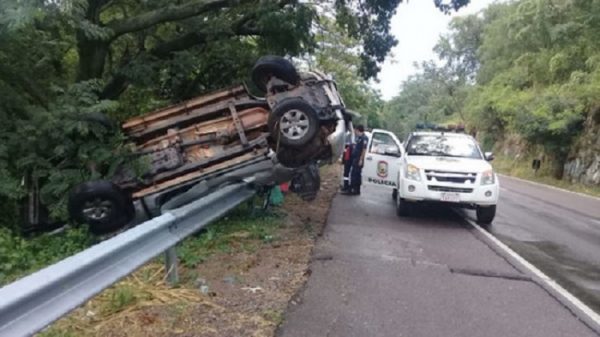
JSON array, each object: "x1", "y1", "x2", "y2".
[
  {"x1": 107, "y1": 0, "x2": 247, "y2": 39},
  {"x1": 101, "y1": 22, "x2": 261, "y2": 99},
  {"x1": 150, "y1": 10, "x2": 262, "y2": 57}
]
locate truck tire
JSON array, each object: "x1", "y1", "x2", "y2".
[
  {"x1": 68, "y1": 180, "x2": 134, "y2": 234},
  {"x1": 252, "y1": 56, "x2": 300, "y2": 93},
  {"x1": 269, "y1": 98, "x2": 320, "y2": 148},
  {"x1": 476, "y1": 205, "x2": 496, "y2": 225},
  {"x1": 396, "y1": 197, "x2": 411, "y2": 217},
  {"x1": 289, "y1": 164, "x2": 321, "y2": 201}
]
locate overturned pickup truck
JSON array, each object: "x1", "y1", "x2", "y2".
[{"x1": 66, "y1": 56, "x2": 353, "y2": 234}]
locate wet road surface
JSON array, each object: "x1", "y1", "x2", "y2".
[
  {"x1": 475, "y1": 175, "x2": 600, "y2": 313},
  {"x1": 278, "y1": 186, "x2": 597, "y2": 337}
]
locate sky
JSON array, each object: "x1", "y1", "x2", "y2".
[{"x1": 375, "y1": 0, "x2": 497, "y2": 100}]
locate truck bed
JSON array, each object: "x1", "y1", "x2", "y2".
[{"x1": 116, "y1": 85, "x2": 272, "y2": 199}]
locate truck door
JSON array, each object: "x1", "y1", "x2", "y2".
[{"x1": 363, "y1": 130, "x2": 403, "y2": 190}]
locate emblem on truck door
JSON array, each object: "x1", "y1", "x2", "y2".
[{"x1": 377, "y1": 161, "x2": 388, "y2": 178}]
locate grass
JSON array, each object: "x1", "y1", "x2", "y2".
[
  {"x1": 0, "y1": 226, "x2": 96, "y2": 286},
  {"x1": 493, "y1": 155, "x2": 600, "y2": 198},
  {"x1": 262, "y1": 309, "x2": 285, "y2": 325},
  {"x1": 0, "y1": 194, "x2": 281, "y2": 287},
  {"x1": 38, "y1": 195, "x2": 285, "y2": 337},
  {"x1": 38, "y1": 263, "x2": 213, "y2": 337},
  {"x1": 177, "y1": 200, "x2": 282, "y2": 270}
]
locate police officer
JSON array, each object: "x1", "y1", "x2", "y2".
[{"x1": 343, "y1": 125, "x2": 368, "y2": 195}]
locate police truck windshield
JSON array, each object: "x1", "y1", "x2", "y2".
[{"x1": 406, "y1": 135, "x2": 482, "y2": 159}]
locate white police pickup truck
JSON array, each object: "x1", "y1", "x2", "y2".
[{"x1": 362, "y1": 129, "x2": 499, "y2": 225}]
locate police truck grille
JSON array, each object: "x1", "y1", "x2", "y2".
[
  {"x1": 424, "y1": 170, "x2": 476, "y2": 184},
  {"x1": 428, "y1": 185, "x2": 474, "y2": 193}
]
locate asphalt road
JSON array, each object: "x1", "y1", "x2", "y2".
[
  {"x1": 278, "y1": 186, "x2": 597, "y2": 337},
  {"x1": 474, "y1": 175, "x2": 600, "y2": 313}
]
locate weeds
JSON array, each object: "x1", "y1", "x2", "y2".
[
  {"x1": 105, "y1": 285, "x2": 140, "y2": 315},
  {"x1": 38, "y1": 263, "x2": 217, "y2": 337},
  {"x1": 0, "y1": 226, "x2": 95, "y2": 285},
  {"x1": 263, "y1": 309, "x2": 285, "y2": 325},
  {"x1": 493, "y1": 155, "x2": 600, "y2": 197},
  {"x1": 177, "y1": 199, "x2": 281, "y2": 270}
]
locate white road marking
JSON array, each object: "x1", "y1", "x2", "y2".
[
  {"x1": 461, "y1": 215, "x2": 600, "y2": 327},
  {"x1": 499, "y1": 174, "x2": 600, "y2": 201}
]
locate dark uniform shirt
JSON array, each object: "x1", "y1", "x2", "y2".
[{"x1": 352, "y1": 134, "x2": 368, "y2": 161}]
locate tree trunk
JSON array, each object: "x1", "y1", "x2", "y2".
[{"x1": 77, "y1": 36, "x2": 109, "y2": 81}]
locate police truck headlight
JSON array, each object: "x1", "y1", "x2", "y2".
[
  {"x1": 405, "y1": 164, "x2": 421, "y2": 181},
  {"x1": 481, "y1": 170, "x2": 495, "y2": 185}
]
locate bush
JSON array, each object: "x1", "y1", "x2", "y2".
[{"x1": 0, "y1": 226, "x2": 95, "y2": 285}]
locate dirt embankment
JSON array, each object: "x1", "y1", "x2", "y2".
[{"x1": 40, "y1": 166, "x2": 340, "y2": 337}]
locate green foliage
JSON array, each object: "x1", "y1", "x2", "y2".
[
  {"x1": 0, "y1": 80, "x2": 135, "y2": 223},
  {"x1": 105, "y1": 285, "x2": 139, "y2": 314},
  {"x1": 0, "y1": 0, "x2": 473, "y2": 234},
  {"x1": 384, "y1": 0, "x2": 600, "y2": 180},
  {"x1": 493, "y1": 154, "x2": 600, "y2": 197},
  {"x1": 308, "y1": 17, "x2": 384, "y2": 128},
  {"x1": 177, "y1": 201, "x2": 281, "y2": 269},
  {"x1": 467, "y1": 0, "x2": 598, "y2": 161},
  {"x1": 0, "y1": 226, "x2": 95, "y2": 285},
  {"x1": 335, "y1": 0, "x2": 470, "y2": 78}
]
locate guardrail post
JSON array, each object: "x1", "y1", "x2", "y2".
[{"x1": 165, "y1": 246, "x2": 179, "y2": 285}]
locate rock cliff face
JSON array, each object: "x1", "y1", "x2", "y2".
[
  {"x1": 492, "y1": 112, "x2": 599, "y2": 185},
  {"x1": 564, "y1": 109, "x2": 600, "y2": 186}
]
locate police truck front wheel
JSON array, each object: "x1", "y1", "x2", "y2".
[
  {"x1": 396, "y1": 197, "x2": 411, "y2": 217},
  {"x1": 68, "y1": 180, "x2": 134, "y2": 234},
  {"x1": 269, "y1": 98, "x2": 319, "y2": 148},
  {"x1": 476, "y1": 205, "x2": 496, "y2": 225}
]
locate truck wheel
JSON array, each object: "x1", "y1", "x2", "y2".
[
  {"x1": 396, "y1": 197, "x2": 411, "y2": 217},
  {"x1": 392, "y1": 188, "x2": 398, "y2": 201},
  {"x1": 476, "y1": 205, "x2": 496, "y2": 225},
  {"x1": 252, "y1": 56, "x2": 300, "y2": 93},
  {"x1": 269, "y1": 98, "x2": 319, "y2": 148},
  {"x1": 289, "y1": 164, "x2": 321, "y2": 201},
  {"x1": 68, "y1": 180, "x2": 134, "y2": 234}
]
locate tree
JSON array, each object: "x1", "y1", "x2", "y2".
[
  {"x1": 0, "y1": 0, "x2": 472, "y2": 228},
  {"x1": 306, "y1": 17, "x2": 383, "y2": 128}
]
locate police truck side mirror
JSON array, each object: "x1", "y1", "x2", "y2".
[
  {"x1": 484, "y1": 152, "x2": 495, "y2": 161},
  {"x1": 384, "y1": 147, "x2": 401, "y2": 157}
]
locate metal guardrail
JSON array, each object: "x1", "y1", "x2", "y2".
[{"x1": 0, "y1": 183, "x2": 256, "y2": 337}]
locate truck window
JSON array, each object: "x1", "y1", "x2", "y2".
[
  {"x1": 406, "y1": 135, "x2": 482, "y2": 159},
  {"x1": 370, "y1": 132, "x2": 400, "y2": 155}
]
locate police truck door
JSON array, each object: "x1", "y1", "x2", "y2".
[{"x1": 363, "y1": 130, "x2": 402, "y2": 190}]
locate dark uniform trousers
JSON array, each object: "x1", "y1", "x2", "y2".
[
  {"x1": 350, "y1": 159, "x2": 362, "y2": 193},
  {"x1": 349, "y1": 134, "x2": 368, "y2": 193}
]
